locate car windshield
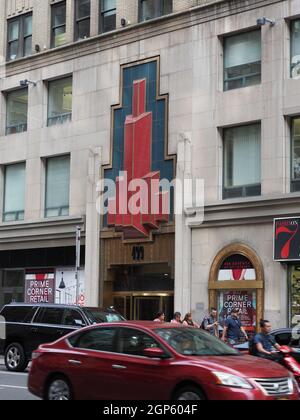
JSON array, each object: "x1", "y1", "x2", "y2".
[
  {"x1": 156, "y1": 328, "x2": 240, "y2": 356},
  {"x1": 84, "y1": 309, "x2": 125, "y2": 324}
]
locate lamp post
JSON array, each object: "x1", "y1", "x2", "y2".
[{"x1": 75, "y1": 226, "x2": 81, "y2": 305}]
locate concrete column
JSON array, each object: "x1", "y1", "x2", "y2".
[
  {"x1": 84, "y1": 146, "x2": 102, "y2": 307},
  {"x1": 90, "y1": 0, "x2": 100, "y2": 37},
  {"x1": 0, "y1": 0, "x2": 6, "y2": 64},
  {"x1": 175, "y1": 134, "x2": 193, "y2": 315}
]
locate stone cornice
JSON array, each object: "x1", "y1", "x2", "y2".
[
  {"x1": 1, "y1": 0, "x2": 283, "y2": 78},
  {"x1": 0, "y1": 216, "x2": 85, "y2": 246},
  {"x1": 196, "y1": 194, "x2": 300, "y2": 228}
]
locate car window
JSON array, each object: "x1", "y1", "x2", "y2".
[
  {"x1": 34, "y1": 307, "x2": 64, "y2": 325},
  {"x1": 118, "y1": 328, "x2": 161, "y2": 356},
  {"x1": 69, "y1": 328, "x2": 117, "y2": 352},
  {"x1": 0, "y1": 306, "x2": 36, "y2": 323},
  {"x1": 62, "y1": 309, "x2": 86, "y2": 327},
  {"x1": 274, "y1": 332, "x2": 292, "y2": 346},
  {"x1": 83, "y1": 308, "x2": 125, "y2": 324}
]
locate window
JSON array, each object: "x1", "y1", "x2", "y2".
[
  {"x1": 75, "y1": 0, "x2": 90, "y2": 40},
  {"x1": 291, "y1": 20, "x2": 300, "y2": 78},
  {"x1": 291, "y1": 118, "x2": 300, "y2": 192},
  {"x1": 223, "y1": 124, "x2": 261, "y2": 199},
  {"x1": 45, "y1": 155, "x2": 70, "y2": 218},
  {"x1": 100, "y1": 0, "x2": 116, "y2": 33},
  {"x1": 48, "y1": 77, "x2": 72, "y2": 126},
  {"x1": 118, "y1": 328, "x2": 161, "y2": 356},
  {"x1": 63, "y1": 309, "x2": 86, "y2": 327},
  {"x1": 0, "y1": 306, "x2": 36, "y2": 323},
  {"x1": 7, "y1": 13, "x2": 32, "y2": 61},
  {"x1": 35, "y1": 307, "x2": 64, "y2": 325},
  {"x1": 224, "y1": 30, "x2": 261, "y2": 91},
  {"x1": 3, "y1": 163, "x2": 26, "y2": 222},
  {"x1": 51, "y1": 1, "x2": 67, "y2": 48},
  {"x1": 69, "y1": 328, "x2": 117, "y2": 352},
  {"x1": 139, "y1": 0, "x2": 172, "y2": 22},
  {"x1": 6, "y1": 89, "x2": 28, "y2": 135}
]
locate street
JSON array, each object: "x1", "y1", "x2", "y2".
[{"x1": 0, "y1": 358, "x2": 39, "y2": 400}]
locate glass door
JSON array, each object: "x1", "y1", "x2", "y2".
[{"x1": 135, "y1": 297, "x2": 160, "y2": 321}]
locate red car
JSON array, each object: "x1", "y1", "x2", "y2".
[{"x1": 28, "y1": 322, "x2": 300, "y2": 400}]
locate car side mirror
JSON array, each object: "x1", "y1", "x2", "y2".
[{"x1": 143, "y1": 347, "x2": 166, "y2": 359}]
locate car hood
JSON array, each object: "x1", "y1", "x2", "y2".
[{"x1": 186, "y1": 354, "x2": 289, "y2": 378}]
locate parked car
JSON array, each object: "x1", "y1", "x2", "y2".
[
  {"x1": 28, "y1": 322, "x2": 300, "y2": 400},
  {"x1": 0, "y1": 303, "x2": 125, "y2": 372},
  {"x1": 234, "y1": 328, "x2": 300, "y2": 363}
]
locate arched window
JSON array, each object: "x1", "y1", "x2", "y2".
[{"x1": 209, "y1": 244, "x2": 264, "y2": 336}]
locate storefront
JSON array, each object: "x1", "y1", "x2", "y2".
[
  {"x1": 0, "y1": 246, "x2": 85, "y2": 309},
  {"x1": 274, "y1": 217, "x2": 300, "y2": 327},
  {"x1": 209, "y1": 243, "x2": 264, "y2": 336}
]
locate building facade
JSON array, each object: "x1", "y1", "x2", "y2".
[{"x1": 0, "y1": 0, "x2": 300, "y2": 330}]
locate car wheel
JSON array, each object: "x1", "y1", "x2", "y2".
[
  {"x1": 5, "y1": 343, "x2": 28, "y2": 372},
  {"x1": 46, "y1": 376, "x2": 73, "y2": 401},
  {"x1": 174, "y1": 386, "x2": 205, "y2": 401}
]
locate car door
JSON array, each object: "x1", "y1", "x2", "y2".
[
  {"x1": 108, "y1": 327, "x2": 173, "y2": 400},
  {"x1": 65, "y1": 327, "x2": 121, "y2": 400},
  {"x1": 28, "y1": 307, "x2": 66, "y2": 352}
]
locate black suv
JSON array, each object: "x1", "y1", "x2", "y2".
[{"x1": 0, "y1": 303, "x2": 125, "y2": 372}]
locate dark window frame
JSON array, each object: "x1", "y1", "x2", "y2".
[
  {"x1": 7, "y1": 12, "x2": 32, "y2": 61},
  {"x1": 47, "y1": 76, "x2": 73, "y2": 127},
  {"x1": 222, "y1": 123, "x2": 262, "y2": 200},
  {"x1": 291, "y1": 116, "x2": 300, "y2": 192},
  {"x1": 138, "y1": 0, "x2": 173, "y2": 23},
  {"x1": 99, "y1": 0, "x2": 117, "y2": 34},
  {"x1": 44, "y1": 154, "x2": 71, "y2": 219},
  {"x1": 3, "y1": 162, "x2": 26, "y2": 222},
  {"x1": 223, "y1": 29, "x2": 262, "y2": 92},
  {"x1": 74, "y1": 0, "x2": 91, "y2": 41},
  {"x1": 51, "y1": 1, "x2": 67, "y2": 48},
  {"x1": 5, "y1": 88, "x2": 28, "y2": 135}
]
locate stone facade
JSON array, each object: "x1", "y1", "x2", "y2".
[{"x1": 0, "y1": 0, "x2": 299, "y2": 327}]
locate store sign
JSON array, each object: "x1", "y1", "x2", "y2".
[
  {"x1": 25, "y1": 272, "x2": 55, "y2": 304},
  {"x1": 218, "y1": 255, "x2": 256, "y2": 281},
  {"x1": 274, "y1": 217, "x2": 300, "y2": 261},
  {"x1": 218, "y1": 291, "x2": 257, "y2": 331}
]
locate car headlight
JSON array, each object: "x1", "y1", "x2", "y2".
[{"x1": 213, "y1": 372, "x2": 253, "y2": 390}]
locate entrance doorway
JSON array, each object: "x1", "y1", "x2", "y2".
[{"x1": 113, "y1": 294, "x2": 174, "y2": 321}]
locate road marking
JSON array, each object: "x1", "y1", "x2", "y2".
[{"x1": 0, "y1": 385, "x2": 27, "y2": 390}]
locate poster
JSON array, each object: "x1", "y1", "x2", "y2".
[
  {"x1": 218, "y1": 290, "x2": 257, "y2": 331},
  {"x1": 55, "y1": 268, "x2": 85, "y2": 306},
  {"x1": 25, "y1": 271, "x2": 55, "y2": 304},
  {"x1": 274, "y1": 217, "x2": 300, "y2": 261}
]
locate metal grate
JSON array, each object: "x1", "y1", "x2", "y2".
[{"x1": 253, "y1": 378, "x2": 293, "y2": 396}]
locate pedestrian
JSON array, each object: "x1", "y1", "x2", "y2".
[
  {"x1": 182, "y1": 313, "x2": 200, "y2": 328},
  {"x1": 153, "y1": 311, "x2": 165, "y2": 323},
  {"x1": 201, "y1": 308, "x2": 219, "y2": 337},
  {"x1": 171, "y1": 312, "x2": 182, "y2": 324},
  {"x1": 221, "y1": 308, "x2": 248, "y2": 345}
]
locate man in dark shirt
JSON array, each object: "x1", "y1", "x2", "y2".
[
  {"x1": 222, "y1": 308, "x2": 248, "y2": 345},
  {"x1": 202, "y1": 308, "x2": 219, "y2": 337},
  {"x1": 251, "y1": 320, "x2": 282, "y2": 361}
]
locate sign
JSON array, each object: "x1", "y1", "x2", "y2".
[
  {"x1": 218, "y1": 255, "x2": 256, "y2": 281},
  {"x1": 274, "y1": 217, "x2": 300, "y2": 261},
  {"x1": 25, "y1": 271, "x2": 55, "y2": 304},
  {"x1": 105, "y1": 59, "x2": 174, "y2": 241},
  {"x1": 218, "y1": 291, "x2": 257, "y2": 331}
]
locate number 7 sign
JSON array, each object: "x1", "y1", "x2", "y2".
[{"x1": 274, "y1": 218, "x2": 300, "y2": 261}]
